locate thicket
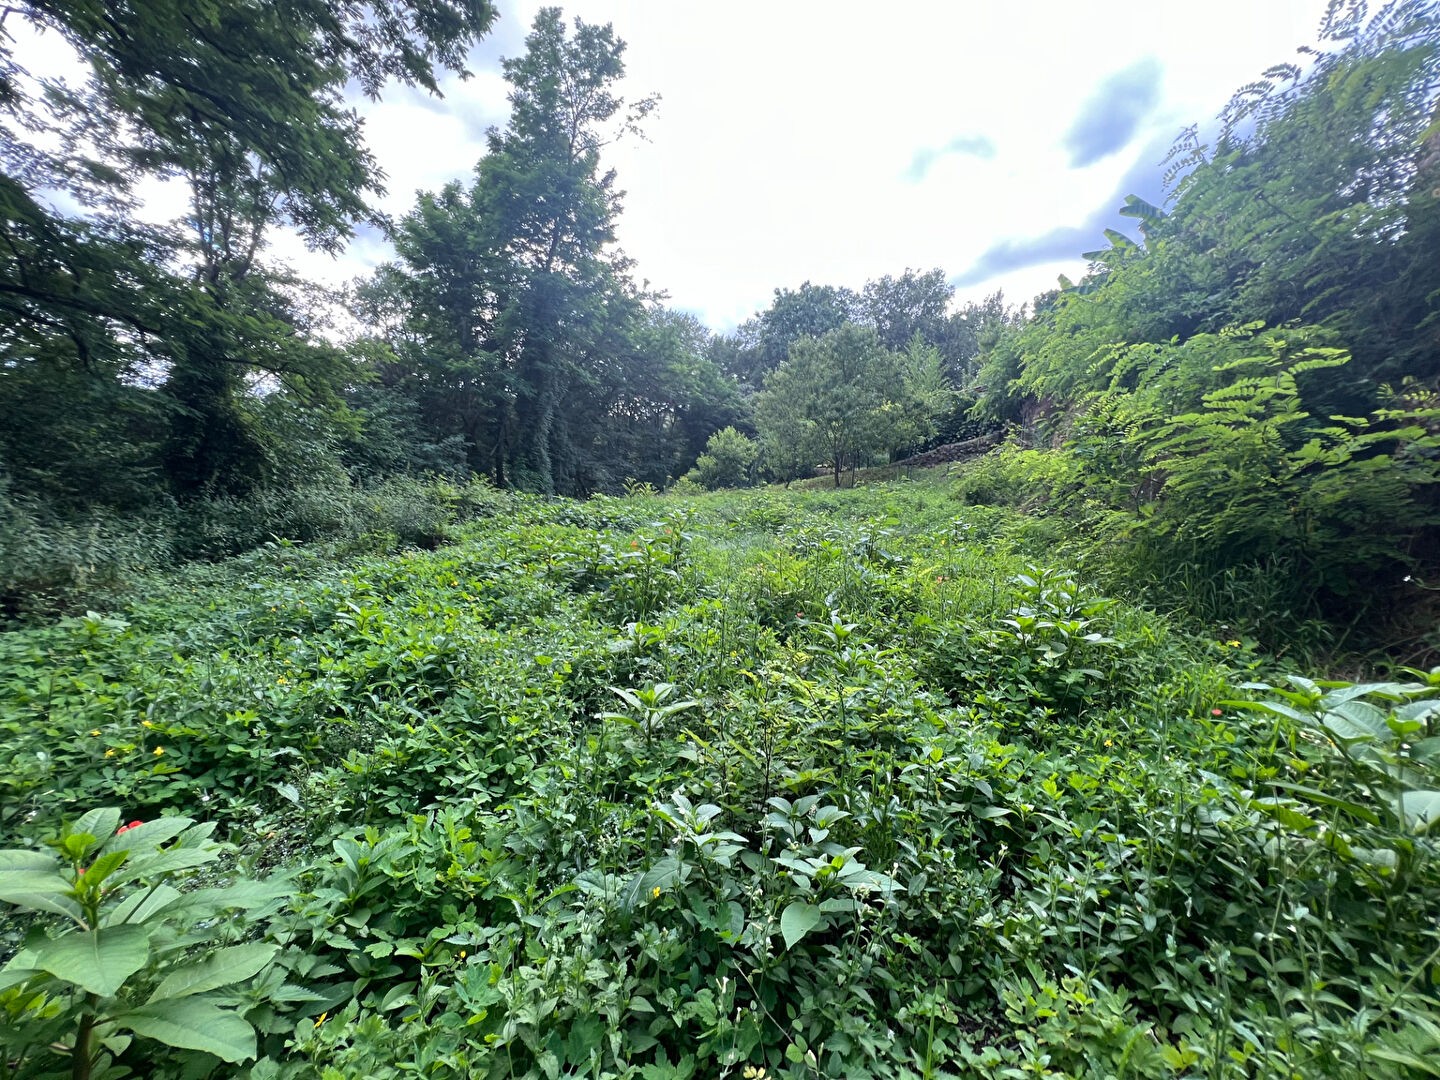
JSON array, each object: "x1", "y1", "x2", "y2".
[
  {"x1": 962, "y1": 3, "x2": 1440, "y2": 653},
  {"x1": 2, "y1": 484, "x2": 1438, "y2": 1078},
  {"x1": 0, "y1": 476, "x2": 512, "y2": 621}
]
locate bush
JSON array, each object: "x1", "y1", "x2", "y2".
[
  {"x1": 0, "y1": 485, "x2": 178, "y2": 619},
  {"x1": 0, "y1": 476, "x2": 513, "y2": 622},
  {"x1": 951, "y1": 444, "x2": 1087, "y2": 512},
  {"x1": 684, "y1": 427, "x2": 759, "y2": 490}
]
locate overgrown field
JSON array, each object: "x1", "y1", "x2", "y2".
[{"x1": 2, "y1": 484, "x2": 1438, "y2": 1079}]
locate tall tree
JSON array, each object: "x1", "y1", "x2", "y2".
[
  {"x1": 0, "y1": 1, "x2": 497, "y2": 499},
  {"x1": 360, "y1": 8, "x2": 658, "y2": 494},
  {"x1": 859, "y1": 269, "x2": 952, "y2": 352},
  {"x1": 752, "y1": 282, "x2": 858, "y2": 383}
]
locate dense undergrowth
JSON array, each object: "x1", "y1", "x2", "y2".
[
  {"x1": 2, "y1": 482, "x2": 1439, "y2": 1078},
  {"x1": 0, "y1": 475, "x2": 510, "y2": 623}
]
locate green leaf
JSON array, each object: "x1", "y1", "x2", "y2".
[
  {"x1": 1262, "y1": 781, "x2": 1381, "y2": 825},
  {"x1": 1410, "y1": 737, "x2": 1440, "y2": 763},
  {"x1": 121, "y1": 846, "x2": 220, "y2": 879},
  {"x1": 31, "y1": 925, "x2": 149, "y2": 996},
  {"x1": 779, "y1": 902, "x2": 823, "y2": 950},
  {"x1": 104, "y1": 884, "x2": 182, "y2": 927},
  {"x1": 148, "y1": 943, "x2": 278, "y2": 1003},
  {"x1": 1253, "y1": 798, "x2": 1317, "y2": 832},
  {"x1": 0, "y1": 964, "x2": 40, "y2": 992},
  {"x1": 1392, "y1": 790, "x2": 1440, "y2": 833},
  {"x1": 0, "y1": 849, "x2": 55, "y2": 872},
  {"x1": 1235, "y1": 699, "x2": 1309, "y2": 723},
  {"x1": 1367, "y1": 1049, "x2": 1440, "y2": 1077},
  {"x1": 167, "y1": 879, "x2": 289, "y2": 915},
  {"x1": 622, "y1": 856, "x2": 682, "y2": 911},
  {"x1": 80, "y1": 851, "x2": 129, "y2": 890},
  {"x1": 103, "y1": 817, "x2": 194, "y2": 858},
  {"x1": 0, "y1": 868, "x2": 83, "y2": 922},
  {"x1": 1322, "y1": 700, "x2": 1391, "y2": 744},
  {"x1": 115, "y1": 996, "x2": 257, "y2": 1063},
  {"x1": 71, "y1": 809, "x2": 122, "y2": 853}
]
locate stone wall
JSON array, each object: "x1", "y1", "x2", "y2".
[{"x1": 892, "y1": 431, "x2": 1000, "y2": 469}]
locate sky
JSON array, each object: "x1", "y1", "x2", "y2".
[{"x1": 18, "y1": 0, "x2": 1336, "y2": 331}]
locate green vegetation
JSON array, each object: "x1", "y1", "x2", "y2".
[
  {"x1": 5, "y1": 0, "x2": 1440, "y2": 1075},
  {"x1": 1, "y1": 483, "x2": 1436, "y2": 1078},
  {"x1": 684, "y1": 428, "x2": 760, "y2": 491},
  {"x1": 964, "y1": 5, "x2": 1440, "y2": 647}
]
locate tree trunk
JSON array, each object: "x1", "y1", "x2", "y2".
[{"x1": 161, "y1": 355, "x2": 265, "y2": 497}]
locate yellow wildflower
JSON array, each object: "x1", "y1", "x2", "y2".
[
  {"x1": 1226, "y1": 639, "x2": 1242, "y2": 648},
  {"x1": 89, "y1": 729, "x2": 101, "y2": 737},
  {"x1": 314, "y1": 1011, "x2": 327, "y2": 1027},
  {"x1": 153, "y1": 747, "x2": 165, "y2": 757},
  {"x1": 141, "y1": 720, "x2": 154, "y2": 728},
  {"x1": 1104, "y1": 739, "x2": 1113, "y2": 748},
  {"x1": 459, "y1": 950, "x2": 467, "y2": 959},
  {"x1": 652, "y1": 886, "x2": 662, "y2": 899},
  {"x1": 104, "y1": 749, "x2": 115, "y2": 758},
  {"x1": 277, "y1": 676, "x2": 288, "y2": 684}
]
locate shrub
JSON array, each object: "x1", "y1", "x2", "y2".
[{"x1": 684, "y1": 427, "x2": 759, "y2": 490}]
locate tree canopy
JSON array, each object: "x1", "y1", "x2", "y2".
[{"x1": 0, "y1": 0, "x2": 497, "y2": 501}]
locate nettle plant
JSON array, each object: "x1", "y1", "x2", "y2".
[
  {"x1": 997, "y1": 567, "x2": 1114, "y2": 664},
  {"x1": 601, "y1": 682, "x2": 701, "y2": 755},
  {"x1": 0, "y1": 809, "x2": 284, "y2": 1079}
]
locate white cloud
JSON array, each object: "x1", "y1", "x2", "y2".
[{"x1": 12, "y1": 1, "x2": 1338, "y2": 328}]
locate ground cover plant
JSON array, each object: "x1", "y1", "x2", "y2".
[{"x1": 1, "y1": 480, "x2": 1437, "y2": 1079}]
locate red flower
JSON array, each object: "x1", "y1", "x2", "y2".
[
  {"x1": 116, "y1": 820, "x2": 144, "y2": 834},
  {"x1": 1210, "y1": 708, "x2": 1223, "y2": 717}
]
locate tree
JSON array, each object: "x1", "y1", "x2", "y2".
[
  {"x1": 859, "y1": 269, "x2": 953, "y2": 352},
  {"x1": 5, "y1": 2, "x2": 497, "y2": 245},
  {"x1": 605, "y1": 309, "x2": 746, "y2": 487},
  {"x1": 881, "y1": 335, "x2": 954, "y2": 461},
  {"x1": 685, "y1": 427, "x2": 758, "y2": 489},
  {"x1": 476, "y1": 9, "x2": 656, "y2": 493},
  {"x1": 960, "y1": 2, "x2": 1440, "y2": 629},
  {"x1": 754, "y1": 388, "x2": 815, "y2": 486},
  {"x1": 708, "y1": 319, "x2": 764, "y2": 386},
  {"x1": 358, "y1": 8, "x2": 658, "y2": 494},
  {"x1": 974, "y1": 1, "x2": 1440, "y2": 435},
  {"x1": 0, "y1": 1, "x2": 498, "y2": 501},
  {"x1": 754, "y1": 324, "x2": 902, "y2": 487},
  {"x1": 750, "y1": 282, "x2": 858, "y2": 385}
]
